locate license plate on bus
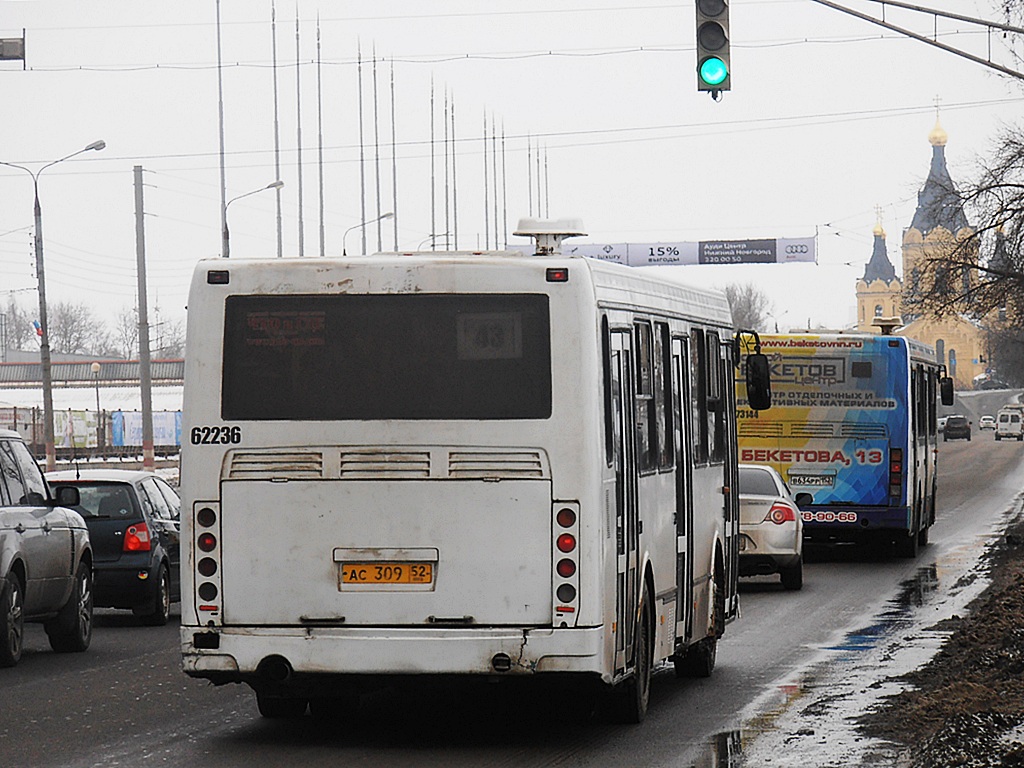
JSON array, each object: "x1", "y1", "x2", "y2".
[{"x1": 341, "y1": 562, "x2": 433, "y2": 585}]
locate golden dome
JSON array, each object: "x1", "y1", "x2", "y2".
[
  {"x1": 929, "y1": 117, "x2": 948, "y2": 147},
  {"x1": 873, "y1": 220, "x2": 885, "y2": 237}
]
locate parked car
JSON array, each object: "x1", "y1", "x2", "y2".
[
  {"x1": 943, "y1": 415, "x2": 972, "y2": 441},
  {"x1": 995, "y1": 408, "x2": 1024, "y2": 442},
  {"x1": 45, "y1": 469, "x2": 180, "y2": 625},
  {"x1": 737, "y1": 464, "x2": 803, "y2": 591},
  {"x1": 0, "y1": 429, "x2": 93, "y2": 667},
  {"x1": 937, "y1": 415, "x2": 950, "y2": 433},
  {"x1": 980, "y1": 415, "x2": 997, "y2": 431}
]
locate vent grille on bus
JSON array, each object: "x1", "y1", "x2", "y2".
[
  {"x1": 221, "y1": 447, "x2": 550, "y2": 481},
  {"x1": 227, "y1": 451, "x2": 324, "y2": 479},
  {"x1": 448, "y1": 450, "x2": 545, "y2": 478},
  {"x1": 738, "y1": 422, "x2": 783, "y2": 438},
  {"x1": 339, "y1": 451, "x2": 431, "y2": 478},
  {"x1": 789, "y1": 423, "x2": 834, "y2": 438},
  {"x1": 839, "y1": 424, "x2": 888, "y2": 438}
]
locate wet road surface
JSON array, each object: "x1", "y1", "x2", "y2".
[{"x1": 3, "y1": 394, "x2": 1021, "y2": 768}]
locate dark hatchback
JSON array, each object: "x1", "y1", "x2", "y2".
[
  {"x1": 45, "y1": 469, "x2": 180, "y2": 625},
  {"x1": 943, "y1": 415, "x2": 972, "y2": 441}
]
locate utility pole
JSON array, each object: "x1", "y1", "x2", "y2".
[{"x1": 134, "y1": 166, "x2": 155, "y2": 470}]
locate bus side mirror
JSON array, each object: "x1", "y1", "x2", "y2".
[
  {"x1": 940, "y1": 376, "x2": 954, "y2": 406},
  {"x1": 746, "y1": 353, "x2": 772, "y2": 411}
]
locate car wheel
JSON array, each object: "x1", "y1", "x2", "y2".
[
  {"x1": 46, "y1": 562, "x2": 93, "y2": 653},
  {"x1": 780, "y1": 559, "x2": 803, "y2": 591},
  {"x1": 609, "y1": 587, "x2": 653, "y2": 723},
  {"x1": 135, "y1": 564, "x2": 171, "y2": 626},
  {"x1": 256, "y1": 693, "x2": 308, "y2": 718},
  {"x1": 996, "y1": 435, "x2": 1002, "y2": 441},
  {"x1": 0, "y1": 573, "x2": 25, "y2": 668}
]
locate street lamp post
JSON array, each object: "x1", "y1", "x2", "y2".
[
  {"x1": 0, "y1": 140, "x2": 106, "y2": 470},
  {"x1": 343, "y1": 212, "x2": 394, "y2": 257},
  {"x1": 90, "y1": 361, "x2": 101, "y2": 450},
  {"x1": 417, "y1": 232, "x2": 451, "y2": 250},
  {"x1": 222, "y1": 180, "x2": 284, "y2": 258}
]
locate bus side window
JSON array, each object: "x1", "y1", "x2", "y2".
[
  {"x1": 707, "y1": 331, "x2": 726, "y2": 464},
  {"x1": 927, "y1": 369, "x2": 937, "y2": 435},
  {"x1": 635, "y1": 320, "x2": 657, "y2": 473},
  {"x1": 602, "y1": 317, "x2": 615, "y2": 467},
  {"x1": 656, "y1": 322, "x2": 674, "y2": 469},
  {"x1": 921, "y1": 366, "x2": 929, "y2": 438},
  {"x1": 691, "y1": 327, "x2": 708, "y2": 464}
]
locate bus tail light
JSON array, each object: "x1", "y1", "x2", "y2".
[
  {"x1": 764, "y1": 502, "x2": 797, "y2": 525},
  {"x1": 889, "y1": 447, "x2": 903, "y2": 498},
  {"x1": 124, "y1": 523, "x2": 152, "y2": 552},
  {"x1": 194, "y1": 503, "x2": 222, "y2": 622},
  {"x1": 553, "y1": 502, "x2": 581, "y2": 627}
]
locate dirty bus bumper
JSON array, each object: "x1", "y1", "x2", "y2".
[{"x1": 182, "y1": 625, "x2": 609, "y2": 690}]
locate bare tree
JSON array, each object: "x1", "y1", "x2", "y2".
[
  {"x1": 47, "y1": 301, "x2": 113, "y2": 356},
  {"x1": 4, "y1": 297, "x2": 35, "y2": 350},
  {"x1": 724, "y1": 282, "x2": 774, "y2": 332},
  {"x1": 113, "y1": 306, "x2": 139, "y2": 360},
  {"x1": 151, "y1": 318, "x2": 185, "y2": 359}
]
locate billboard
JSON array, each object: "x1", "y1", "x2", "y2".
[{"x1": 514, "y1": 237, "x2": 817, "y2": 266}]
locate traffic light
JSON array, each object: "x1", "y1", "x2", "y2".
[{"x1": 696, "y1": 0, "x2": 730, "y2": 93}]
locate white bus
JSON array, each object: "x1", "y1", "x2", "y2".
[{"x1": 180, "y1": 221, "x2": 770, "y2": 722}]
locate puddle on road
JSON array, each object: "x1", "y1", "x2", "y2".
[{"x1": 685, "y1": 526, "x2": 1007, "y2": 768}]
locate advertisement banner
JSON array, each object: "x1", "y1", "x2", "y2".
[{"x1": 512, "y1": 237, "x2": 816, "y2": 265}]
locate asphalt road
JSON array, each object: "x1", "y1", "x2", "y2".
[{"x1": 4, "y1": 390, "x2": 1022, "y2": 768}]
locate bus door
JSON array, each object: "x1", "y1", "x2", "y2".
[
  {"x1": 672, "y1": 336, "x2": 695, "y2": 640},
  {"x1": 719, "y1": 338, "x2": 740, "y2": 621},
  {"x1": 609, "y1": 329, "x2": 640, "y2": 673}
]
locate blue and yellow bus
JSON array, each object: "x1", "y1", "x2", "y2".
[{"x1": 736, "y1": 333, "x2": 952, "y2": 557}]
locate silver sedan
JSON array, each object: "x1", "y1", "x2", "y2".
[{"x1": 737, "y1": 464, "x2": 803, "y2": 590}]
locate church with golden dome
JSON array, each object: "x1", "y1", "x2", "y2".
[{"x1": 854, "y1": 118, "x2": 987, "y2": 389}]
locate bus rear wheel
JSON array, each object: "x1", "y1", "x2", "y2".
[
  {"x1": 674, "y1": 565, "x2": 723, "y2": 678},
  {"x1": 896, "y1": 529, "x2": 920, "y2": 558},
  {"x1": 609, "y1": 589, "x2": 652, "y2": 724},
  {"x1": 256, "y1": 693, "x2": 308, "y2": 718}
]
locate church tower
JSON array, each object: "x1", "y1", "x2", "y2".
[
  {"x1": 901, "y1": 117, "x2": 976, "y2": 321},
  {"x1": 855, "y1": 215, "x2": 902, "y2": 332},
  {"x1": 898, "y1": 117, "x2": 986, "y2": 388}
]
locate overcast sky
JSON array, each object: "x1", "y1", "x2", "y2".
[{"x1": 0, "y1": 0, "x2": 1021, "y2": 338}]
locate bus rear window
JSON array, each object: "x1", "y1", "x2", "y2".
[{"x1": 221, "y1": 294, "x2": 552, "y2": 420}]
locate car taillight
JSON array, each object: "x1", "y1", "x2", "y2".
[
  {"x1": 123, "y1": 522, "x2": 152, "y2": 552},
  {"x1": 765, "y1": 503, "x2": 797, "y2": 525}
]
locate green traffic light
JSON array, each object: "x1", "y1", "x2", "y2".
[{"x1": 699, "y1": 56, "x2": 728, "y2": 87}]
